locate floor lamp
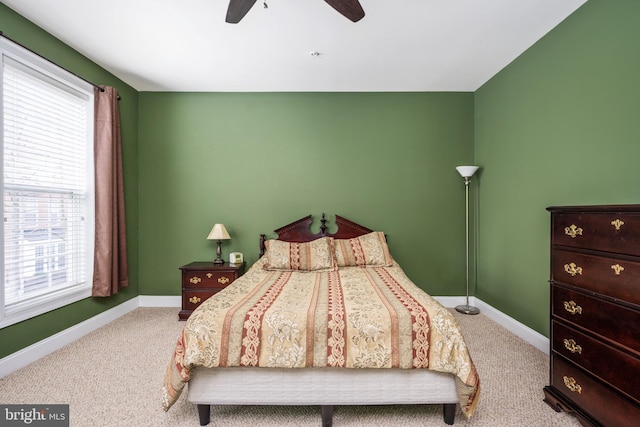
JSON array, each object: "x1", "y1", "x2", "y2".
[{"x1": 455, "y1": 165, "x2": 480, "y2": 315}]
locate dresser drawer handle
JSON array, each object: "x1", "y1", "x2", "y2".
[
  {"x1": 189, "y1": 296, "x2": 201, "y2": 304},
  {"x1": 611, "y1": 219, "x2": 624, "y2": 230},
  {"x1": 189, "y1": 276, "x2": 202, "y2": 284},
  {"x1": 564, "y1": 224, "x2": 583, "y2": 238},
  {"x1": 563, "y1": 263, "x2": 583, "y2": 277},
  {"x1": 218, "y1": 276, "x2": 230, "y2": 284},
  {"x1": 563, "y1": 338, "x2": 583, "y2": 354},
  {"x1": 563, "y1": 376, "x2": 582, "y2": 394},
  {"x1": 563, "y1": 300, "x2": 582, "y2": 315},
  {"x1": 207, "y1": 273, "x2": 213, "y2": 278},
  {"x1": 611, "y1": 264, "x2": 624, "y2": 275}
]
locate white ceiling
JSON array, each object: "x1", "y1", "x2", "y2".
[{"x1": 1, "y1": 0, "x2": 587, "y2": 92}]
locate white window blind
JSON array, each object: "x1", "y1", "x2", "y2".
[{"x1": 1, "y1": 37, "x2": 95, "y2": 327}]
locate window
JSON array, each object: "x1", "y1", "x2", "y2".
[{"x1": 1, "y1": 37, "x2": 95, "y2": 328}]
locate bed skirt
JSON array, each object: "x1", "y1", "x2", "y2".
[{"x1": 188, "y1": 366, "x2": 458, "y2": 405}]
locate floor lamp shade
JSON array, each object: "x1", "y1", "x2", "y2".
[
  {"x1": 456, "y1": 166, "x2": 479, "y2": 179},
  {"x1": 455, "y1": 165, "x2": 480, "y2": 315}
]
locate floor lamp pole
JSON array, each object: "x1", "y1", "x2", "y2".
[{"x1": 456, "y1": 166, "x2": 480, "y2": 315}]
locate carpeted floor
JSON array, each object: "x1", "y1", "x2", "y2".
[{"x1": 0, "y1": 307, "x2": 582, "y2": 426}]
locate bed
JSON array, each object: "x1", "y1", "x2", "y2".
[{"x1": 163, "y1": 214, "x2": 480, "y2": 426}]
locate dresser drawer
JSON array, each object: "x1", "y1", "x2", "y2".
[
  {"x1": 552, "y1": 285, "x2": 640, "y2": 353},
  {"x1": 553, "y1": 320, "x2": 640, "y2": 404},
  {"x1": 551, "y1": 355, "x2": 640, "y2": 427},
  {"x1": 552, "y1": 212, "x2": 640, "y2": 256},
  {"x1": 552, "y1": 249, "x2": 640, "y2": 306}
]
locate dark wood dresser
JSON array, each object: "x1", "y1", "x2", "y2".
[
  {"x1": 179, "y1": 262, "x2": 245, "y2": 320},
  {"x1": 544, "y1": 205, "x2": 640, "y2": 426}
]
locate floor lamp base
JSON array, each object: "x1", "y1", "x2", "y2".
[{"x1": 455, "y1": 304, "x2": 480, "y2": 315}]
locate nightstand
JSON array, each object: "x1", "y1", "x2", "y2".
[{"x1": 179, "y1": 262, "x2": 245, "y2": 320}]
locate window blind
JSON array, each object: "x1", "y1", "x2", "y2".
[{"x1": 3, "y1": 54, "x2": 92, "y2": 308}]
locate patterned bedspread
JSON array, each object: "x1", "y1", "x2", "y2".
[{"x1": 163, "y1": 258, "x2": 480, "y2": 418}]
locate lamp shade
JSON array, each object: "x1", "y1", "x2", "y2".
[
  {"x1": 456, "y1": 165, "x2": 479, "y2": 178},
  {"x1": 207, "y1": 223, "x2": 231, "y2": 240}
]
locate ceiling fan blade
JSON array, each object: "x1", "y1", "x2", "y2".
[
  {"x1": 324, "y1": 0, "x2": 365, "y2": 22},
  {"x1": 226, "y1": 0, "x2": 257, "y2": 23}
]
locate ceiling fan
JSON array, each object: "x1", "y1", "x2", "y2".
[{"x1": 225, "y1": 0, "x2": 365, "y2": 24}]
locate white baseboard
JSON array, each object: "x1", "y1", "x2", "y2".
[
  {"x1": 432, "y1": 296, "x2": 465, "y2": 308},
  {"x1": 138, "y1": 295, "x2": 181, "y2": 307},
  {"x1": 0, "y1": 297, "x2": 139, "y2": 378},
  {"x1": 0, "y1": 294, "x2": 548, "y2": 378},
  {"x1": 473, "y1": 298, "x2": 549, "y2": 354},
  {"x1": 434, "y1": 296, "x2": 549, "y2": 355}
]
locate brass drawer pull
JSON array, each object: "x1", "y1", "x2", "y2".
[
  {"x1": 563, "y1": 300, "x2": 582, "y2": 315},
  {"x1": 564, "y1": 263, "x2": 583, "y2": 277},
  {"x1": 189, "y1": 296, "x2": 201, "y2": 304},
  {"x1": 207, "y1": 273, "x2": 213, "y2": 278},
  {"x1": 563, "y1": 376, "x2": 582, "y2": 394},
  {"x1": 563, "y1": 338, "x2": 583, "y2": 354},
  {"x1": 189, "y1": 276, "x2": 202, "y2": 284},
  {"x1": 611, "y1": 264, "x2": 624, "y2": 275},
  {"x1": 611, "y1": 219, "x2": 624, "y2": 230},
  {"x1": 564, "y1": 224, "x2": 583, "y2": 238},
  {"x1": 218, "y1": 276, "x2": 230, "y2": 284}
]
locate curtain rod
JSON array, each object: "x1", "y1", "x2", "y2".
[{"x1": 0, "y1": 31, "x2": 121, "y2": 99}]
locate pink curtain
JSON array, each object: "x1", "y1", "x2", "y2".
[{"x1": 92, "y1": 86, "x2": 129, "y2": 297}]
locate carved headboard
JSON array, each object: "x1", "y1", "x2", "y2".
[{"x1": 259, "y1": 213, "x2": 374, "y2": 257}]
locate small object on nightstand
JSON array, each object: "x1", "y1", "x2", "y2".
[
  {"x1": 178, "y1": 261, "x2": 245, "y2": 320},
  {"x1": 207, "y1": 223, "x2": 231, "y2": 265},
  {"x1": 229, "y1": 252, "x2": 243, "y2": 264}
]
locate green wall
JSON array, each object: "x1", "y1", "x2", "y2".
[
  {"x1": 474, "y1": 0, "x2": 640, "y2": 335},
  {"x1": 138, "y1": 92, "x2": 475, "y2": 298},
  {"x1": 0, "y1": 4, "x2": 139, "y2": 358},
  {"x1": 5, "y1": 0, "x2": 636, "y2": 361}
]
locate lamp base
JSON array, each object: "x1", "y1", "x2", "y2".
[
  {"x1": 455, "y1": 304, "x2": 480, "y2": 315},
  {"x1": 213, "y1": 240, "x2": 224, "y2": 265}
]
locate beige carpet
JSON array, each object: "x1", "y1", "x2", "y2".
[{"x1": 0, "y1": 307, "x2": 582, "y2": 426}]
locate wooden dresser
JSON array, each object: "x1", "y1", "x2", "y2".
[
  {"x1": 179, "y1": 262, "x2": 245, "y2": 320},
  {"x1": 544, "y1": 205, "x2": 640, "y2": 426}
]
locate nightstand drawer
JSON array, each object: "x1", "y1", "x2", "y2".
[
  {"x1": 553, "y1": 320, "x2": 640, "y2": 404},
  {"x1": 551, "y1": 355, "x2": 640, "y2": 427},
  {"x1": 552, "y1": 212, "x2": 640, "y2": 256},
  {"x1": 182, "y1": 270, "x2": 235, "y2": 288},
  {"x1": 182, "y1": 290, "x2": 220, "y2": 312},
  {"x1": 552, "y1": 285, "x2": 640, "y2": 353}
]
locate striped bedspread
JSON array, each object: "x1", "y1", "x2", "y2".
[{"x1": 163, "y1": 259, "x2": 480, "y2": 417}]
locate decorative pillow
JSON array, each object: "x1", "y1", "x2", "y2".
[
  {"x1": 263, "y1": 237, "x2": 337, "y2": 272},
  {"x1": 334, "y1": 231, "x2": 393, "y2": 267}
]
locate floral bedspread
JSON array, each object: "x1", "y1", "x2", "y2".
[{"x1": 163, "y1": 259, "x2": 480, "y2": 417}]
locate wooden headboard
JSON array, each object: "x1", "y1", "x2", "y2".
[{"x1": 259, "y1": 213, "x2": 373, "y2": 257}]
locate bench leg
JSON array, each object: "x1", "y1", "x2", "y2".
[
  {"x1": 321, "y1": 405, "x2": 333, "y2": 427},
  {"x1": 197, "y1": 404, "x2": 211, "y2": 426},
  {"x1": 443, "y1": 403, "x2": 456, "y2": 425}
]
